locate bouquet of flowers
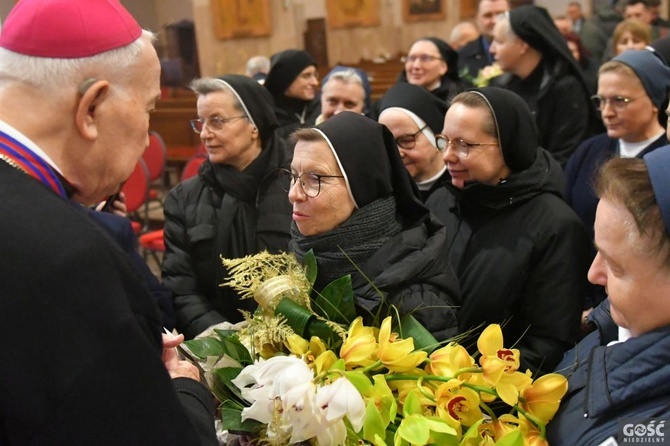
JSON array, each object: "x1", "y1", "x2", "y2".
[
  {"x1": 460, "y1": 63, "x2": 503, "y2": 88},
  {"x1": 185, "y1": 251, "x2": 567, "y2": 446}
]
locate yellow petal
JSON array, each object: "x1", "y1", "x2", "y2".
[{"x1": 477, "y1": 324, "x2": 503, "y2": 356}]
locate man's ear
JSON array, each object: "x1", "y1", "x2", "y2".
[{"x1": 75, "y1": 78, "x2": 110, "y2": 140}]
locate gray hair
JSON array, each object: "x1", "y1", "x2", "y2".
[
  {"x1": 245, "y1": 55, "x2": 270, "y2": 77},
  {"x1": 322, "y1": 69, "x2": 364, "y2": 91},
  {"x1": 189, "y1": 77, "x2": 249, "y2": 119},
  {"x1": 0, "y1": 30, "x2": 156, "y2": 94}
]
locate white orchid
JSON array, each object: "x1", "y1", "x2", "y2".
[{"x1": 316, "y1": 377, "x2": 365, "y2": 432}]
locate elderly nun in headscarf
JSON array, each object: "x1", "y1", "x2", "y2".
[
  {"x1": 285, "y1": 111, "x2": 459, "y2": 341},
  {"x1": 378, "y1": 82, "x2": 456, "y2": 227},
  {"x1": 162, "y1": 74, "x2": 293, "y2": 339},
  {"x1": 440, "y1": 87, "x2": 590, "y2": 375},
  {"x1": 489, "y1": 5, "x2": 600, "y2": 166}
]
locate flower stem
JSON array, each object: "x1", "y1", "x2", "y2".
[
  {"x1": 361, "y1": 359, "x2": 383, "y2": 374},
  {"x1": 479, "y1": 400, "x2": 497, "y2": 422},
  {"x1": 515, "y1": 405, "x2": 546, "y2": 438}
]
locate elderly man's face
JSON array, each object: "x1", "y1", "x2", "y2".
[
  {"x1": 588, "y1": 198, "x2": 670, "y2": 336},
  {"x1": 81, "y1": 41, "x2": 161, "y2": 203}
]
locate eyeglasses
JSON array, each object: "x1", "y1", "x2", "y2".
[
  {"x1": 402, "y1": 54, "x2": 443, "y2": 64},
  {"x1": 395, "y1": 125, "x2": 428, "y2": 150},
  {"x1": 278, "y1": 168, "x2": 344, "y2": 198},
  {"x1": 435, "y1": 134, "x2": 499, "y2": 157},
  {"x1": 590, "y1": 95, "x2": 638, "y2": 111},
  {"x1": 190, "y1": 115, "x2": 248, "y2": 133}
]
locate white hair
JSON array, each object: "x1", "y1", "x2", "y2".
[
  {"x1": 323, "y1": 69, "x2": 364, "y2": 90},
  {"x1": 0, "y1": 30, "x2": 156, "y2": 94}
]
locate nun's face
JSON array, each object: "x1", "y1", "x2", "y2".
[
  {"x1": 405, "y1": 40, "x2": 447, "y2": 91},
  {"x1": 195, "y1": 90, "x2": 261, "y2": 171},
  {"x1": 285, "y1": 66, "x2": 319, "y2": 101},
  {"x1": 441, "y1": 103, "x2": 510, "y2": 189},
  {"x1": 289, "y1": 139, "x2": 356, "y2": 237},
  {"x1": 490, "y1": 20, "x2": 526, "y2": 75},
  {"x1": 597, "y1": 71, "x2": 659, "y2": 143},
  {"x1": 378, "y1": 109, "x2": 443, "y2": 183}
]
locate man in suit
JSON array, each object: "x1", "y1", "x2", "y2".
[
  {"x1": 0, "y1": 0, "x2": 217, "y2": 444},
  {"x1": 567, "y1": 1, "x2": 609, "y2": 62},
  {"x1": 458, "y1": 0, "x2": 510, "y2": 87}
]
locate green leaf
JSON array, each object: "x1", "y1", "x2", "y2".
[
  {"x1": 303, "y1": 249, "x2": 317, "y2": 287},
  {"x1": 494, "y1": 430, "x2": 525, "y2": 446},
  {"x1": 275, "y1": 297, "x2": 314, "y2": 337},
  {"x1": 219, "y1": 399, "x2": 263, "y2": 435},
  {"x1": 220, "y1": 334, "x2": 253, "y2": 366},
  {"x1": 214, "y1": 328, "x2": 238, "y2": 340},
  {"x1": 313, "y1": 274, "x2": 356, "y2": 324},
  {"x1": 184, "y1": 337, "x2": 225, "y2": 359},
  {"x1": 399, "y1": 315, "x2": 438, "y2": 353},
  {"x1": 215, "y1": 367, "x2": 245, "y2": 402},
  {"x1": 308, "y1": 320, "x2": 339, "y2": 346}
]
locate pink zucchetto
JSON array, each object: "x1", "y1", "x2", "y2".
[{"x1": 0, "y1": 0, "x2": 142, "y2": 58}]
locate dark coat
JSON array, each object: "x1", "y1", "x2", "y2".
[
  {"x1": 547, "y1": 300, "x2": 670, "y2": 446},
  {"x1": 0, "y1": 162, "x2": 217, "y2": 446},
  {"x1": 272, "y1": 96, "x2": 321, "y2": 142},
  {"x1": 86, "y1": 209, "x2": 176, "y2": 330},
  {"x1": 446, "y1": 149, "x2": 590, "y2": 375},
  {"x1": 491, "y1": 59, "x2": 598, "y2": 166},
  {"x1": 352, "y1": 214, "x2": 460, "y2": 341},
  {"x1": 162, "y1": 140, "x2": 293, "y2": 338},
  {"x1": 565, "y1": 133, "x2": 668, "y2": 308},
  {"x1": 457, "y1": 36, "x2": 494, "y2": 87}
]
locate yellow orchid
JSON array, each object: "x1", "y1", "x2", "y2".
[
  {"x1": 377, "y1": 316, "x2": 427, "y2": 373},
  {"x1": 285, "y1": 334, "x2": 309, "y2": 356},
  {"x1": 520, "y1": 373, "x2": 568, "y2": 423},
  {"x1": 425, "y1": 342, "x2": 474, "y2": 378},
  {"x1": 339, "y1": 316, "x2": 378, "y2": 369},
  {"x1": 434, "y1": 383, "x2": 483, "y2": 427},
  {"x1": 313, "y1": 349, "x2": 338, "y2": 375},
  {"x1": 477, "y1": 324, "x2": 521, "y2": 386}
]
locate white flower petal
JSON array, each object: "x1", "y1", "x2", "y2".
[
  {"x1": 316, "y1": 378, "x2": 365, "y2": 432},
  {"x1": 316, "y1": 419, "x2": 347, "y2": 446}
]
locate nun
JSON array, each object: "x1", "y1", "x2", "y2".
[
  {"x1": 378, "y1": 82, "x2": 455, "y2": 226},
  {"x1": 439, "y1": 87, "x2": 590, "y2": 374},
  {"x1": 489, "y1": 5, "x2": 601, "y2": 166},
  {"x1": 283, "y1": 111, "x2": 459, "y2": 341},
  {"x1": 162, "y1": 75, "x2": 293, "y2": 339},
  {"x1": 264, "y1": 49, "x2": 321, "y2": 140}
]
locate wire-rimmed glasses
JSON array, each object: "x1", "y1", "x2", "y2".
[
  {"x1": 278, "y1": 168, "x2": 344, "y2": 198},
  {"x1": 190, "y1": 115, "x2": 248, "y2": 133},
  {"x1": 590, "y1": 95, "x2": 638, "y2": 111},
  {"x1": 435, "y1": 134, "x2": 499, "y2": 158}
]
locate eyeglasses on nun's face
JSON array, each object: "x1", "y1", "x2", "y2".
[
  {"x1": 190, "y1": 115, "x2": 248, "y2": 133},
  {"x1": 278, "y1": 168, "x2": 344, "y2": 198},
  {"x1": 395, "y1": 125, "x2": 428, "y2": 150},
  {"x1": 590, "y1": 95, "x2": 638, "y2": 111},
  {"x1": 435, "y1": 134, "x2": 499, "y2": 158}
]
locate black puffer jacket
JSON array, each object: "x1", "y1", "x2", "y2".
[
  {"x1": 352, "y1": 214, "x2": 460, "y2": 341},
  {"x1": 447, "y1": 149, "x2": 590, "y2": 375},
  {"x1": 162, "y1": 143, "x2": 293, "y2": 339}
]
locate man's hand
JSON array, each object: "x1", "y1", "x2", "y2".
[{"x1": 162, "y1": 332, "x2": 200, "y2": 381}]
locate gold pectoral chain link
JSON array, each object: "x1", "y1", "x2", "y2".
[{"x1": 0, "y1": 153, "x2": 28, "y2": 175}]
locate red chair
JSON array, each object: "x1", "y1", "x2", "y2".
[
  {"x1": 121, "y1": 159, "x2": 151, "y2": 234},
  {"x1": 139, "y1": 153, "x2": 206, "y2": 264},
  {"x1": 143, "y1": 131, "x2": 167, "y2": 203}
]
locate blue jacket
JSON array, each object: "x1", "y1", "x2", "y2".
[{"x1": 546, "y1": 300, "x2": 670, "y2": 445}]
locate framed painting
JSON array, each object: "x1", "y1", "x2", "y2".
[
  {"x1": 326, "y1": 0, "x2": 380, "y2": 29},
  {"x1": 402, "y1": 0, "x2": 446, "y2": 23},
  {"x1": 211, "y1": 0, "x2": 272, "y2": 40},
  {"x1": 460, "y1": 0, "x2": 477, "y2": 19}
]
